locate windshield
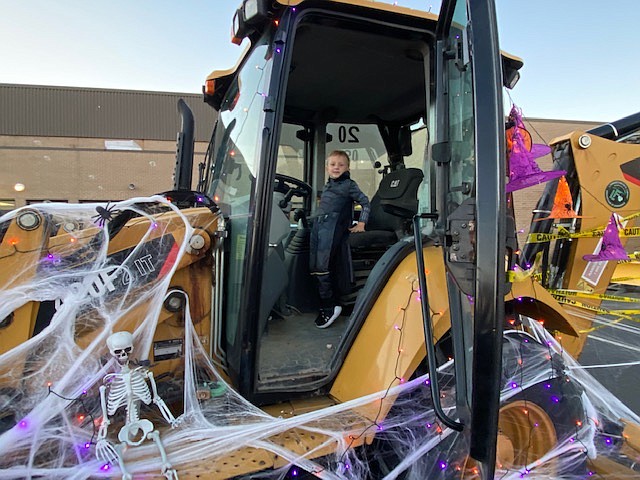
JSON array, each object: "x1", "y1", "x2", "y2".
[
  {"x1": 206, "y1": 44, "x2": 272, "y2": 215},
  {"x1": 205, "y1": 36, "x2": 274, "y2": 348}
]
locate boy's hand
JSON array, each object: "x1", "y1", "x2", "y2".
[{"x1": 349, "y1": 222, "x2": 366, "y2": 233}]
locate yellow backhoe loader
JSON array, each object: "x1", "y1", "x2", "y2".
[{"x1": 1, "y1": 1, "x2": 639, "y2": 479}]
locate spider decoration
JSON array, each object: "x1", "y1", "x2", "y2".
[{"x1": 92, "y1": 203, "x2": 120, "y2": 228}]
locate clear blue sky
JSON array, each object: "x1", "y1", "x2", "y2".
[{"x1": 1, "y1": 0, "x2": 638, "y2": 122}]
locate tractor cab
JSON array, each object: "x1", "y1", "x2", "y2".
[
  {"x1": 201, "y1": 0, "x2": 511, "y2": 473},
  {"x1": 204, "y1": 1, "x2": 435, "y2": 393}
]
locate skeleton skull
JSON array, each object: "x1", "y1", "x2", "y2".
[{"x1": 107, "y1": 331, "x2": 134, "y2": 364}]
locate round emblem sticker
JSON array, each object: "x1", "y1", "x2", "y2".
[{"x1": 605, "y1": 181, "x2": 630, "y2": 208}]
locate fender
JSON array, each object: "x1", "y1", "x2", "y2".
[{"x1": 507, "y1": 276, "x2": 579, "y2": 339}]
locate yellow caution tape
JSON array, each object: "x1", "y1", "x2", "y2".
[
  {"x1": 550, "y1": 292, "x2": 640, "y2": 333},
  {"x1": 526, "y1": 211, "x2": 640, "y2": 244},
  {"x1": 611, "y1": 276, "x2": 640, "y2": 282},
  {"x1": 552, "y1": 295, "x2": 612, "y2": 314},
  {"x1": 548, "y1": 289, "x2": 640, "y2": 303}
]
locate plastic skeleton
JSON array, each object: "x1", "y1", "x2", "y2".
[{"x1": 96, "y1": 331, "x2": 180, "y2": 479}]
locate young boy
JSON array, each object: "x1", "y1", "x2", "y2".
[{"x1": 310, "y1": 150, "x2": 370, "y2": 328}]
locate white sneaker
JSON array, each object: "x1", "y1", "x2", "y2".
[{"x1": 315, "y1": 305, "x2": 342, "y2": 328}]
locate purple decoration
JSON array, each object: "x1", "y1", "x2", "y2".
[
  {"x1": 506, "y1": 105, "x2": 565, "y2": 193},
  {"x1": 583, "y1": 213, "x2": 628, "y2": 262}
]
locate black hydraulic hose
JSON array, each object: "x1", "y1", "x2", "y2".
[
  {"x1": 413, "y1": 214, "x2": 464, "y2": 432},
  {"x1": 586, "y1": 111, "x2": 640, "y2": 140}
]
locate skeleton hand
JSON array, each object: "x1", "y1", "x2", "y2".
[
  {"x1": 169, "y1": 414, "x2": 184, "y2": 429},
  {"x1": 153, "y1": 396, "x2": 180, "y2": 427},
  {"x1": 95, "y1": 438, "x2": 117, "y2": 465},
  {"x1": 162, "y1": 463, "x2": 179, "y2": 480}
]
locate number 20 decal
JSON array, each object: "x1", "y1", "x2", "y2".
[{"x1": 338, "y1": 125, "x2": 360, "y2": 143}]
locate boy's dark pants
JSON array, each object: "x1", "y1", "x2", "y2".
[{"x1": 310, "y1": 212, "x2": 352, "y2": 308}]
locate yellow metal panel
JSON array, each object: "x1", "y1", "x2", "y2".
[
  {"x1": 275, "y1": 0, "x2": 438, "y2": 21},
  {"x1": 330, "y1": 246, "x2": 450, "y2": 412},
  {"x1": 0, "y1": 212, "x2": 50, "y2": 356},
  {"x1": 612, "y1": 260, "x2": 640, "y2": 286},
  {"x1": 558, "y1": 133, "x2": 640, "y2": 356},
  {"x1": 508, "y1": 277, "x2": 579, "y2": 337},
  {"x1": 564, "y1": 132, "x2": 640, "y2": 289}
]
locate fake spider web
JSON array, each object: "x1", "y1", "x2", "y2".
[{"x1": 0, "y1": 197, "x2": 639, "y2": 479}]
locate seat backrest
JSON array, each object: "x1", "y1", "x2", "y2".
[
  {"x1": 377, "y1": 167, "x2": 424, "y2": 218},
  {"x1": 365, "y1": 192, "x2": 404, "y2": 235}
]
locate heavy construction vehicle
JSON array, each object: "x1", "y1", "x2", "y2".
[
  {"x1": 1, "y1": 0, "x2": 640, "y2": 479},
  {"x1": 520, "y1": 113, "x2": 640, "y2": 360}
]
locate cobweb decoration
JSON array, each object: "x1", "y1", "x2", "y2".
[
  {"x1": 583, "y1": 213, "x2": 628, "y2": 262},
  {"x1": 506, "y1": 105, "x2": 565, "y2": 193},
  {"x1": 0, "y1": 198, "x2": 639, "y2": 479}
]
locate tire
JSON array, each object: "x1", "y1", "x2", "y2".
[{"x1": 498, "y1": 331, "x2": 588, "y2": 476}]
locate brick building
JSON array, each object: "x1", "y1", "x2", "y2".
[{"x1": 0, "y1": 84, "x2": 216, "y2": 212}]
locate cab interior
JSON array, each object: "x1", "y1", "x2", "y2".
[{"x1": 256, "y1": 11, "x2": 435, "y2": 390}]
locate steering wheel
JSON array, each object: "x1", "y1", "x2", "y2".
[{"x1": 274, "y1": 173, "x2": 312, "y2": 209}]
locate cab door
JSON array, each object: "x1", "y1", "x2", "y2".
[{"x1": 435, "y1": 0, "x2": 507, "y2": 477}]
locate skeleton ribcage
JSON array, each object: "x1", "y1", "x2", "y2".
[{"x1": 106, "y1": 369, "x2": 152, "y2": 416}]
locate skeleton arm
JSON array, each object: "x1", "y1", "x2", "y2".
[
  {"x1": 147, "y1": 371, "x2": 179, "y2": 427},
  {"x1": 95, "y1": 384, "x2": 118, "y2": 464},
  {"x1": 98, "y1": 384, "x2": 110, "y2": 439}
]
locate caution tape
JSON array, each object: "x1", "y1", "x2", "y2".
[
  {"x1": 548, "y1": 289, "x2": 640, "y2": 303},
  {"x1": 611, "y1": 276, "x2": 640, "y2": 282},
  {"x1": 550, "y1": 291, "x2": 640, "y2": 333},
  {"x1": 526, "y1": 211, "x2": 640, "y2": 244},
  {"x1": 551, "y1": 295, "x2": 613, "y2": 315},
  {"x1": 579, "y1": 316, "x2": 630, "y2": 334},
  {"x1": 526, "y1": 229, "x2": 640, "y2": 244},
  {"x1": 506, "y1": 270, "x2": 543, "y2": 282}
]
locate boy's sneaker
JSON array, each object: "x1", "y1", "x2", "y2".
[{"x1": 315, "y1": 306, "x2": 342, "y2": 329}]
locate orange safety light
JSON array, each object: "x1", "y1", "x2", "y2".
[{"x1": 204, "y1": 79, "x2": 216, "y2": 96}]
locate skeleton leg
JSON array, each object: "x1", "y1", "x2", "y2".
[
  {"x1": 115, "y1": 442, "x2": 132, "y2": 480},
  {"x1": 148, "y1": 429, "x2": 178, "y2": 479}
]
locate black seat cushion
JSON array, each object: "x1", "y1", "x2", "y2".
[{"x1": 349, "y1": 229, "x2": 398, "y2": 249}]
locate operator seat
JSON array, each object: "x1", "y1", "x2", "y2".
[
  {"x1": 341, "y1": 167, "x2": 424, "y2": 307},
  {"x1": 349, "y1": 167, "x2": 424, "y2": 250}
]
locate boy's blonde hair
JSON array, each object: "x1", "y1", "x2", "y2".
[{"x1": 327, "y1": 150, "x2": 350, "y2": 166}]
